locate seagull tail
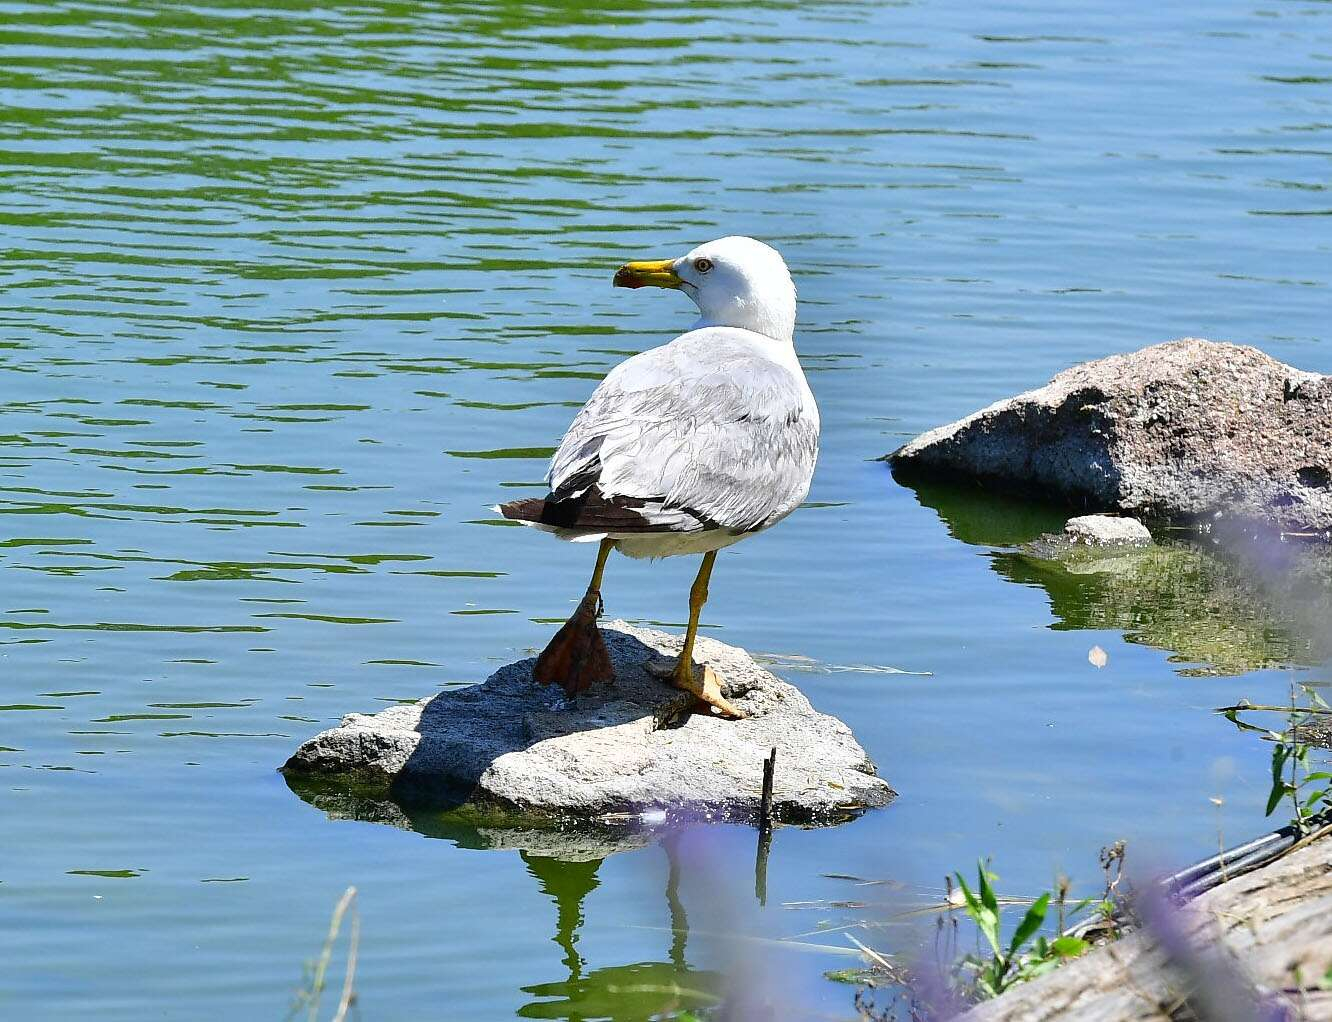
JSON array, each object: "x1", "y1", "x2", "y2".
[
  {"x1": 494, "y1": 498, "x2": 548, "y2": 524},
  {"x1": 496, "y1": 489, "x2": 669, "y2": 538},
  {"x1": 493, "y1": 499, "x2": 608, "y2": 542}
]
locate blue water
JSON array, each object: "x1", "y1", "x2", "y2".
[{"x1": 2, "y1": 1, "x2": 1330, "y2": 1018}]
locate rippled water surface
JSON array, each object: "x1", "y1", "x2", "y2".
[{"x1": 3, "y1": 1, "x2": 1331, "y2": 1018}]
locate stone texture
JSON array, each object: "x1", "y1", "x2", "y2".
[
  {"x1": 1063, "y1": 514, "x2": 1152, "y2": 546},
  {"x1": 889, "y1": 338, "x2": 1332, "y2": 537},
  {"x1": 959, "y1": 831, "x2": 1332, "y2": 1021},
  {"x1": 282, "y1": 621, "x2": 894, "y2": 825}
]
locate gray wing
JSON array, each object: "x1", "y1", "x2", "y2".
[{"x1": 547, "y1": 329, "x2": 819, "y2": 534}]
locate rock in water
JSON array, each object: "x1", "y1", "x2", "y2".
[
  {"x1": 889, "y1": 338, "x2": 1332, "y2": 537},
  {"x1": 1063, "y1": 514, "x2": 1152, "y2": 546},
  {"x1": 282, "y1": 621, "x2": 894, "y2": 825}
]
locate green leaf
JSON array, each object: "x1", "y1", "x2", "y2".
[
  {"x1": 1050, "y1": 936, "x2": 1090, "y2": 958},
  {"x1": 1271, "y1": 743, "x2": 1289, "y2": 783},
  {"x1": 1008, "y1": 892, "x2": 1050, "y2": 956},
  {"x1": 1022, "y1": 957, "x2": 1063, "y2": 981},
  {"x1": 956, "y1": 872, "x2": 1001, "y2": 955},
  {"x1": 954, "y1": 873, "x2": 983, "y2": 919},
  {"x1": 978, "y1": 864, "x2": 1000, "y2": 918},
  {"x1": 1220, "y1": 708, "x2": 1271, "y2": 735},
  {"x1": 1266, "y1": 780, "x2": 1291, "y2": 817},
  {"x1": 824, "y1": 967, "x2": 877, "y2": 986},
  {"x1": 962, "y1": 866, "x2": 1002, "y2": 955},
  {"x1": 976, "y1": 906, "x2": 1001, "y2": 955}
]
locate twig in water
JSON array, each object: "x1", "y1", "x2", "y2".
[
  {"x1": 759, "y1": 746, "x2": 777, "y2": 833},
  {"x1": 755, "y1": 747, "x2": 777, "y2": 905}
]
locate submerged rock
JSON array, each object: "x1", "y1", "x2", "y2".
[
  {"x1": 1023, "y1": 516, "x2": 1152, "y2": 561},
  {"x1": 902, "y1": 476, "x2": 1332, "y2": 677},
  {"x1": 1003, "y1": 538, "x2": 1332, "y2": 677},
  {"x1": 282, "y1": 621, "x2": 893, "y2": 825},
  {"x1": 889, "y1": 338, "x2": 1332, "y2": 538},
  {"x1": 1063, "y1": 514, "x2": 1152, "y2": 546}
]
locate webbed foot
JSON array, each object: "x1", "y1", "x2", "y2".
[
  {"x1": 646, "y1": 656, "x2": 745, "y2": 719},
  {"x1": 534, "y1": 590, "x2": 614, "y2": 696}
]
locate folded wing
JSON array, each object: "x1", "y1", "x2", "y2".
[{"x1": 500, "y1": 329, "x2": 818, "y2": 537}]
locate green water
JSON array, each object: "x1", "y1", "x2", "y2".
[{"x1": 2, "y1": 1, "x2": 1330, "y2": 1018}]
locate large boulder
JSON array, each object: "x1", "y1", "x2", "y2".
[
  {"x1": 889, "y1": 338, "x2": 1332, "y2": 537},
  {"x1": 282, "y1": 621, "x2": 893, "y2": 825}
]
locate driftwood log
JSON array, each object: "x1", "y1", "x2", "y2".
[{"x1": 960, "y1": 832, "x2": 1332, "y2": 1020}]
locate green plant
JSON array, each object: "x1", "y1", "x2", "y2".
[
  {"x1": 1220, "y1": 684, "x2": 1332, "y2": 833},
  {"x1": 951, "y1": 863, "x2": 1090, "y2": 1000}
]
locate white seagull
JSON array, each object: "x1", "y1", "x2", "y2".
[{"x1": 498, "y1": 236, "x2": 819, "y2": 717}]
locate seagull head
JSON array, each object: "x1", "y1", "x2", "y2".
[{"x1": 613, "y1": 235, "x2": 796, "y2": 344}]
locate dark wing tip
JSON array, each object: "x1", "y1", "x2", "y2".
[
  {"x1": 499, "y1": 488, "x2": 687, "y2": 533},
  {"x1": 497, "y1": 497, "x2": 548, "y2": 523}
]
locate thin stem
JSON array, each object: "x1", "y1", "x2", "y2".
[{"x1": 307, "y1": 886, "x2": 358, "y2": 1022}]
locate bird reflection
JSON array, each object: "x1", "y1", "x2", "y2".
[{"x1": 517, "y1": 833, "x2": 722, "y2": 1021}]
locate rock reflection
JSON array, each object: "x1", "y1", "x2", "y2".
[
  {"x1": 283, "y1": 777, "x2": 655, "y2": 858},
  {"x1": 284, "y1": 778, "x2": 722, "y2": 1020},
  {"x1": 994, "y1": 544, "x2": 1327, "y2": 676},
  {"x1": 905, "y1": 478, "x2": 1332, "y2": 676}
]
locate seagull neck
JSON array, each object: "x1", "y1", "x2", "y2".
[{"x1": 691, "y1": 310, "x2": 795, "y2": 345}]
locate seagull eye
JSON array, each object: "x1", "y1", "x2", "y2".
[{"x1": 693, "y1": 258, "x2": 714, "y2": 274}]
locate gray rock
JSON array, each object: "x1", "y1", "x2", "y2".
[
  {"x1": 889, "y1": 338, "x2": 1332, "y2": 537},
  {"x1": 1063, "y1": 514, "x2": 1152, "y2": 546},
  {"x1": 281, "y1": 621, "x2": 894, "y2": 825}
]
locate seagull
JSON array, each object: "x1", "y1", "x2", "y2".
[{"x1": 498, "y1": 236, "x2": 819, "y2": 718}]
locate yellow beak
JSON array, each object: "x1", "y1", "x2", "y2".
[{"x1": 612, "y1": 258, "x2": 682, "y2": 290}]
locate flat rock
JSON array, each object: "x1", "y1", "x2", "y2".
[
  {"x1": 282, "y1": 621, "x2": 894, "y2": 825},
  {"x1": 889, "y1": 338, "x2": 1332, "y2": 537},
  {"x1": 1063, "y1": 514, "x2": 1151, "y2": 546}
]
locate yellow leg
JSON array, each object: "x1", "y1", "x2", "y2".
[
  {"x1": 674, "y1": 551, "x2": 716, "y2": 686},
  {"x1": 646, "y1": 551, "x2": 743, "y2": 719},
  {"x1": 588, "y1": 537, "x2": 613, "y2": 595}
]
